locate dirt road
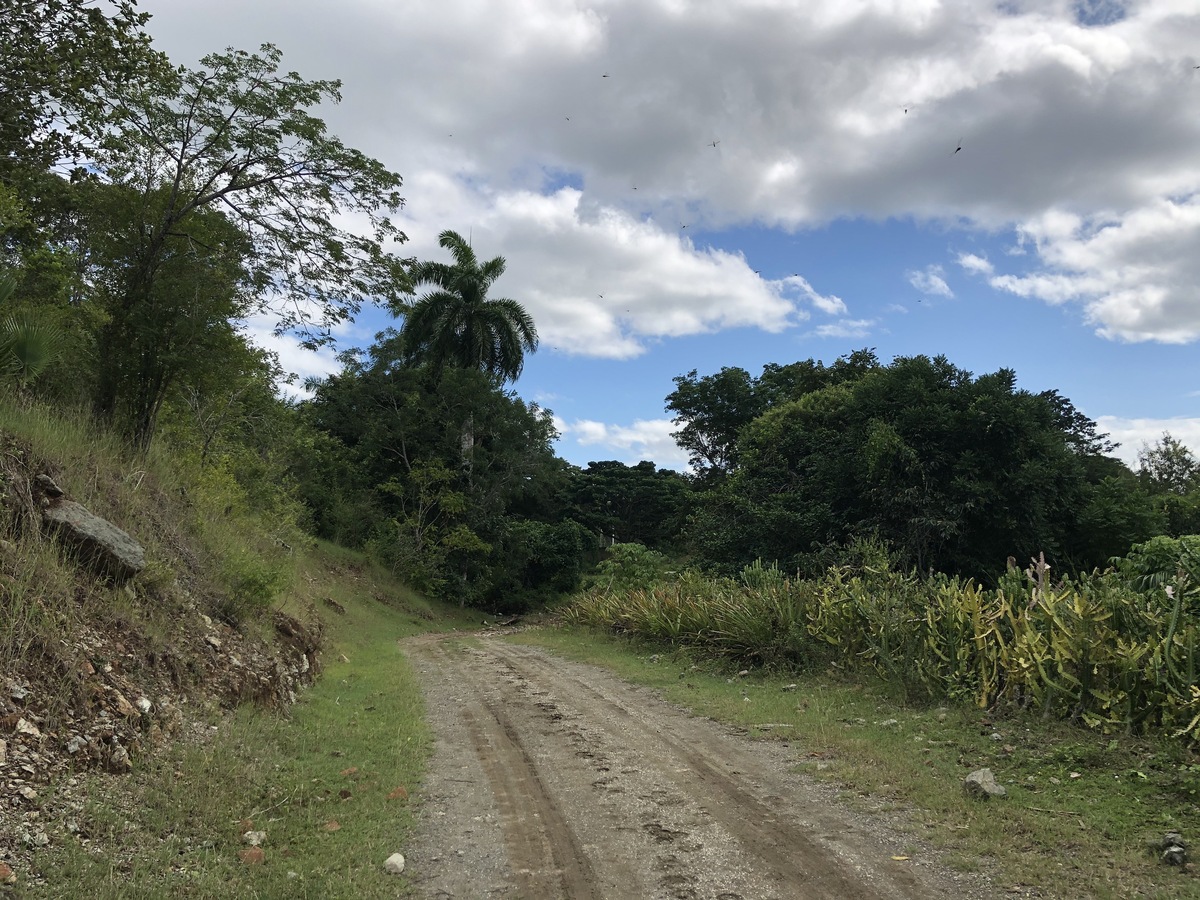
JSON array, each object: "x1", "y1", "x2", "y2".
[{"x1": 402, "y1": 633, "x2": 998, "y2": 900}]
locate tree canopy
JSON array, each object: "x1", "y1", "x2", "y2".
[
  {"x1": 680, "y1": 351, "x2": 1156, "y2": 579},
  {"x1": 79, "y1": 43, "x2": 410, "y2": 444},
  {"x1": 0, "y1": 0, "x2": 157, "y2": 178}
]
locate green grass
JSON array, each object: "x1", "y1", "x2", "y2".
[
  {"x1": 514, "y1": 625, "x2": 1200, "y2": 900},
  {"x1": 29, "y1": 542, "x2": 478, "y2": 899}
]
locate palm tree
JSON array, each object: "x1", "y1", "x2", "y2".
[
  {"x1": 399, "y1": 230, "x2": 538, "y2": 383},
  {"x1": 0, "y1": 269, "x2": 63, "y2": 393}
]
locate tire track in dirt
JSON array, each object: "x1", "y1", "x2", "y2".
[
  {"x1": 404, "y1": 633, "x2": 999, "y2": 900},
  {"x1": 461, "y1": 696, "x2": 602, "y2": 899}
]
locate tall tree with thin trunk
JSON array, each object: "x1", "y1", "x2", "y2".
[
  {"x1": 396, "y1": 229, "x2": 538, "y2": 479},
  {"x1": 88, "y1": 43, "x2": 409, "y2": 448}
]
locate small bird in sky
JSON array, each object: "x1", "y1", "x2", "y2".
[
  {"x1": 602, "y1": 72, "x2": 610, "y2": 78},
  {"x1": 598, "y1": 294, "x2": 604, "y2": 299},
  {"x1": 680, "y1": 223, "x2": 688, "y2": 229},
  {"x1": 954, "y1": 137, "x2": 963, "y2": 154},
  {"x1": 709, "y1": 140, "x2": 720, "y2": 148},
  {"x1": 565, "y1": 116, "x2": 570, "y2": 120}
]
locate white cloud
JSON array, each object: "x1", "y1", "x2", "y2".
[
  {"x1": 907, "y1": 264, "x2": 954, "y2": 298},
  {"x1": 1096, "y1": 416, "x2": 1200, "y2": 468},
  {"x1": 808, "y1": 318, "x2": 877, "y2": 339},
  {"x1": 986, "y1": 197, "x2": 1200, "y2": 343},
  {"x1": 141, "y1": 0, "x2": 1200, "y2": 346},
  {"x1": 562, "y1": 417, "x2": 691, "y2": 470},
  {"x1": 399, "y1": 185, "x2": 806, "y2": 358},
  {"x1": 782, "y1": 275, "x2": 847, "y2": 316},
  {"x1": 239, "y1": 315, "x2": 342, "y2": 399},
  {"x1": 957, "y1": 252, "x2": 994, "y2": 276}
]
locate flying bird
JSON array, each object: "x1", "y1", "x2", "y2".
[
  {"x1": 954, "y1": 137, "x2": 963, "y2": 154},
  {"x1": 709, "y1": 140, "x2": 720, "y2": 148},
  {"x1": 602, "y1": 72, "x2": 610, "y2": 78}
]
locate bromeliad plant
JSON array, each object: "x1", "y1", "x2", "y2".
[{"x1": 566, "y1": 539, "x2": 1200, "y2": 744}]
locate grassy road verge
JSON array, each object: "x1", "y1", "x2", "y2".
[
  {"x1": 30, "y1": 543, "x2": 476, "y2": 899},
  {"x1": 514, "y1": 625, "x2": 1200, "y2": 900}
]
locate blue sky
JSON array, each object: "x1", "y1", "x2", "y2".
[{"x1": 138, "y1": 0, "x2": 1200, "y2": 471}]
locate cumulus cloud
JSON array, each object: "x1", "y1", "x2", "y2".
[
  {"x1": 562, "y1": 418, "x2": 690, "y2": 470},
  {"x1": 957, "y1": 252, "x2": 994, "y2": 276},
  {"x1": 398, "y1": 184, "x2": 807, "y2": 358},
  {"x1": 808, "y1": 319, "x2": 877, "y2": 339},
  {"x1": 907, "y1": 264, "x2": 954, "y2": 298},
  {"x1": 1095, "y1": 416, "x2": 1200, "y2": 468},
  {"x1": 782, "y1": 275, "x2": 847, "y2": 316},
  {"x1": 239, "y1": 315, "x2": 343, "y2": 399},
  {"x1": 141, "y1": 0, "x2": 1200, "y2": 347},
  {"x1": 985, "y1": 197, "x2": 1200, "y2": 343}
]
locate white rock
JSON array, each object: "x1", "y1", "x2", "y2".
[
  {"x1": 18, "y1": 786, "x2": 37, "y2": 801},
  {"x1": 243, "y1": 831, "x2": 267, "y2": 847},
  {"x1": 15, "y1": 718, "x2": 40, "y2": 738},
  {"x1": 964, "y1": 767, "x2": 1008, "y2": 799},
  {"x1": 383, "y1": 852, "x2": 406, "y2": 875},
  {"x1": 136, "y1": 697, "x2": 152, "y2": 714},
  {"x1": 0, "y1": 738, "x2": 6, "y2": 764}
]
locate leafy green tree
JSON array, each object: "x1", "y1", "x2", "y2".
[
  {"x1": 1136, "y1": 433, "x2": 1200, "y2": 537},
  {"x1": 565, "y1": 460, "x2": 691, "y2": 549},
  {"x1": 87, "y1": 43, "x2": 409, "y2": 444},
  {"x1": 687, "y1": 353, "x2": 1138, "y2": 579},
  {"x1": 71, "y1": 180, "x2": 255, "y2": 445},
  {"x1": 398, "y1": 229, "x2": 537, "y2": 383},
  {"x1": 1138, "y1": 433, "x2": 1200, "y2": 495},
  {"x1": 300, "y1": 332, "x2": 572, "y2": 607},
  {"x1": 666, "y1": 367, "x2": 759, "y2": 482},
  {"x1": 666, "y1": 350, "x2": 879, "y2": 484},
  {"x1": 0, "y1": 0, "x2": 157, "y2": 177}
]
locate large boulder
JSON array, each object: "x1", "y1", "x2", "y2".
[{"x1": 40, "y1": 494, "x2": 145, "y2": 583}]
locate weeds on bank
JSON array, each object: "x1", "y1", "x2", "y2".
[{"x1": 30, "y1": 543, "x2": 478, "y2": 899}]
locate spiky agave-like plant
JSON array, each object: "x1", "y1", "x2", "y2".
[{"x1": 0, "y1": 270, "x2": 65, "y2": 389}]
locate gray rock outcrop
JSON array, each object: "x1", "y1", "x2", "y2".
[{"x1": 39, "y1": 493, "x2": 145, "y2": 583}]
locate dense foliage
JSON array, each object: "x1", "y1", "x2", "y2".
[
  {"x1": 673, "y1": 351, "x2": 1160, "y2": 580},
  {"x1": 4, "y1": 3, "x2": 1199, "y2": 633},
  {"x1": 566, "y1": 539, "x2": 1200, "y2": 745},
  {"x1": 295, "y1": 330, "x2": 588, "y2": 609}
]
